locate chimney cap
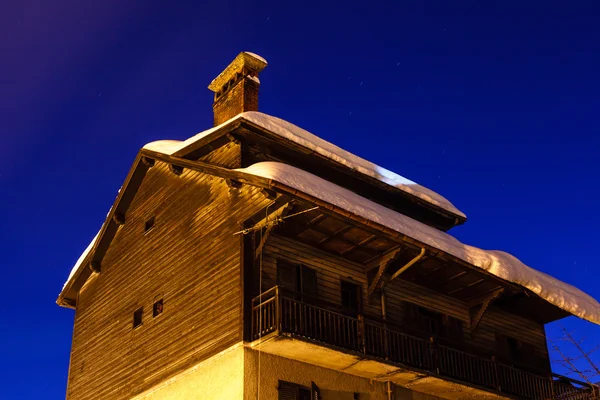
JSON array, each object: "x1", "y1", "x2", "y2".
[{"x1": 208, "y1": 52, "x2": 268, "y2": 92}]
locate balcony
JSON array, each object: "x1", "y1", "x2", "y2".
[{"x1": 251, "y1": 287, "x2": 598, "y2": 400}]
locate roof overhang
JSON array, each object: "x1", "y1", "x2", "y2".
[{"x1": 58, "y1": 150, "x2": 600, "y2": 328}]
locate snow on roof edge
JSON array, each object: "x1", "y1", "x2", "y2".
[
  {"x1": 142, "y1": 111, "x2": 466, "y2": 219},
  {"x1": 61, "y1": 231, "x2": 99, "y2": 292},
  {"x1": 237, "y1": 161, "x2": 600, "y2": 325}
]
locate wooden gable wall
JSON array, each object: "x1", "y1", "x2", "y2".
[{"x1": 67, "y1": 143, "x2": 271, "y2": 400}]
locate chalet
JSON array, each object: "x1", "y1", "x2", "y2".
[{"x1": 58, "y1": 52, "x2": 600, "y2": 400}]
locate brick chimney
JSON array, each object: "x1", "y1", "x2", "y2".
[{"x1": 208, "y1": 52, "x2": 268, "y2": 126}]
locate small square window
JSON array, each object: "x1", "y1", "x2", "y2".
[
  {"x1": 144, "y1": 216, "x2": 156, "y2": 233},
  {"x1": 133, "y1": 307, "x2": 143, "y2": 329},
  {"x1": 153, "y1": 299, "x2": 163, "y2": 317}
]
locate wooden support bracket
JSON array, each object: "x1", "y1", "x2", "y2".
[
  {"x1": 261, "y1": 188, "x2": 277, "y2": 200},
  {"x1": 112, "y1": 212, "x2": 126, "y2": 226},
  {"x1": 89, "y1": 261, "x2": 101, "y2": 273},
  {"x1": 169, "y1": 164, "x2": 184, "y2": 175},
  {"x1": 469, "y1": 288, "x2": 504, "y2": 334},
  {"x1": 367, "y1": 247, "x2": 401, "y2": 297},
  {"x1": 226, "y1": 133, "x2": 240, "y2": 145},
  {"x1": 253, "y1": 202, "x2": 293, "y2": 260},
  {"x1": 255, "y1": 225, "x2": 275, "y2": 260},
  {"x1": 141, "y1": 156, "x2": 155, "y2": 167},
  {"x1": 226, "y1": 179, "x2": 243, "y2": 191}
]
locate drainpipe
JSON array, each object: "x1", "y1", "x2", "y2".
[
  {"x1": 390, "y1": 248, "x2": 426, "y2": 281},
  {"x1": 387, "y1": 381, "x2": 393, "y2": 400}
]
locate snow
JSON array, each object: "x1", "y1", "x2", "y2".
[
  {"x1": 246, "y1": 75, "x2": 260, "y2": 84},
  {"x1": 237, "y1": 161, "x2": 600, "y2": 325},
  {"x1": 62, "y1": 232, "x2": 99, "y2": 290},
  {"x1": 143, "y1": 140, "x2": 183, "y2": 153},
  {"x1": 243, "y1": 51, "x2": 268, "y2": 65},
  {"x1": 141, "y1": 111, "x2": 465, "y2": 219}
]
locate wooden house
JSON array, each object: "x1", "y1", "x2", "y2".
[{"x1": 58, "y1": 52, "x2": 600, "y2": 400}]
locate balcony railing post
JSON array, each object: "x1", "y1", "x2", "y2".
[
  {"x1": 431, "y1": 336, "x2": 439, "y2": 374},
  {"x1": 275, "y1": 286, "x2": 281, "y2": 332},
  {"x1": 492, "y1": 356, "x2": 501, "y2": 392},
  {"x1": 358, "y1": 314, "x2": 366, "y2": 354}
]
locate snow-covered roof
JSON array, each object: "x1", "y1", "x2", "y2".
[
  {"x1": 237, "y1": 161, "x2": 600, "y2": 325},
  {"x1": 63, "y1": 232, "x2": 99, "y2": 290},
  {"x1": 144, "y1": 111, "x2": 466, "y2": 219}
]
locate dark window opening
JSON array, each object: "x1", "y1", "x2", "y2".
[
  {"x1": 153, "y1": 299, "x2": 163, "y2": 317},
  {"x1": 133, "y1": 307, "x2": 143, "y2": 329},
  {"x1": 276, "y1": 261, "x2": 318, "y2": 299},
  {"x1": 341, "y1": 280, "x2": 361, "y2": 315},
  {"x1": 404, "y1": 302, "x2": 463, "y2": 343},
  {"x1": 278, "y1": 381, "x2": 319, "y2": 400},
  {"x1": 144, "y1": 216, "x2": 156, "y2": 233}
]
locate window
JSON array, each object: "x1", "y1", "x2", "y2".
[
  {"x1": 278, "y1": 381, "x2": 320, "y2": 400},
  {"x1": 277, "y1": 261, "x2": 318, "y2": 298},
  {"x1": 133, "y1": 307, "x2": 143, "y2": 329},
  {"x1": 153, "y1": 299, "x2": 163, "y2": 317},
  {"x1": 341, "y1": 280, "x2": 360, "y2": 314},
  {"x1": 403, "y1": 302, "x2": 463, "y2": 342},
  {"x1": 496, "y1": 334, "x2": 535, "y2": 364},
  {"x1": 144, "y1": 216, "x2": 156, "y2": 233}
]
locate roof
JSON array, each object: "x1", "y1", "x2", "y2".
[
  {"x1": 236, "y1": 161, "x2": 600, "y2": 325},
  {"x1": 61, "y1": 156, "x2": 600, "y2": 325},
  {"x1": 59, "y1": 113, "x2": 599, "y2": 325},
  {"x1": 143, "y1": 111, "x2": 466, "y2": 220}
]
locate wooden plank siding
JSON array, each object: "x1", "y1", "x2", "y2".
[
  {"x1": 67, "y1": 150, "x2": 271, "y2": 400},
  {"x1": 259, "y1": 234, "x2": 549, "y2": 368},
  {"x1": 260, "y1": 234, "x2": 381, "y2": 318}
]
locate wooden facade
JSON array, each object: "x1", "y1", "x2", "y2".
[{"x1": 67, "y1": 144, "x2": 272, "y2": 399}]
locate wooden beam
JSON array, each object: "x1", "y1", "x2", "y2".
[
  {"x1": 287, "y1": 213, "x2": 326, "y2": 237},
  {"x1": 366, "y1": 246, "x2": 403, "y2": 271},
  {"x1": 470, "y1": 288, "x2": 504, "y2": 334},
  {"x1": 367, "y1": 247, "x2": 401, "y2": 297},
  {"x1": 226, "y1": 133, "x2": 240, "y2": 145},
  {"x1": 317, "y1": 224, "x2": 353, "y2": 245},
  {"x1": 467, "y1": 287, "x2": 506, "y2": 308},
  {"x1": 255, "y1": 225, "x2": 274, "y2": 260},
  {"x1": 340, "y1": 234, "x2": 377, "y2": 256},
  {"x1": 112, "y1": 212, "x2": 126, "y2": 226},
  {"x1": 89, "y1": 261, "x2": 101, "y2": 273},
  {"x1": 226, "y1": 179, "x2": 243, "y2": 194},
  {"x1": 253, "y1": 202, "x2": 293, "y2": 259},
  {"x1": 261, "y1": 188, "x2": 277, "y2": 200},
  {"x1": 141, "y1": 156, "x2": 155, "y2": 167},
  {"x1": 169, "y1": 164, "x2": 183, "y2": 175},
  {"x1": 447, "y1": 278, "x2": 485, "y2": 296}
]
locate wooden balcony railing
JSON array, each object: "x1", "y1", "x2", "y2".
[{"x1": 251, "y1": 287, "x2": 598, "y2": 400}]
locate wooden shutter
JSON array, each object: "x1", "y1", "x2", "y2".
[
  {"x1": 300, "y1": 265, "x2": 318, "y2": 297},
  {"x1": 277, "y1": 261, "x2": 298, "y2": 292},
  {"x1": 311, "y1": 382, "x2": 321, "y2": 400},
  {"x1": 278, "y1": 381, "x2": 298, "y2": 400}
]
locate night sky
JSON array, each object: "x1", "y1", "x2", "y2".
[{"x1": 2, "y1": 1, "x2": 599, "y2": 398}]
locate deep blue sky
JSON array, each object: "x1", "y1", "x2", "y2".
[{"x1": 2, "y1": 0, "x2": 599, "y2": 397}]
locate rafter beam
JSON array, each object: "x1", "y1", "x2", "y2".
[
  {"x1": 470, "y1": 288, "x2": 504, "y2": 334},
  {"x1": 367, "y1": 247, "x2": 401, "y2": 297},
  {"x1": 317, "y1": 224, "x2": 354, "y2": 245},
  {"x1": 340, "y1": 234, "x2": 377, "y2": 256}
]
